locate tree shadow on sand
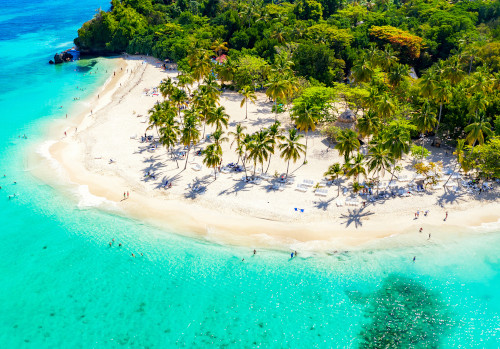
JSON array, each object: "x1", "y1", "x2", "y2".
[
  {"x1": 314, "y1": 196, "x2": 335, "y2": 211},
  {"x1": 218, "y1": 178, "x2": 252, "y2": 196},
  {"x1": 340, "y1": 207, "x2": 375, "y2": 228},
  {"x1": 184, "y1": 175, "x2": 212, "y2": 199}
]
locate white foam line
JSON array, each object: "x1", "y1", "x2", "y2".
[
  {"x1": 36, "y1": 140, "x2": 65, "y2": 177},
  {"x1": 75, "y1": 184, "x2": 117, "y2": 209}
]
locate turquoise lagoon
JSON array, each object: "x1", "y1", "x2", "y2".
[{"x1": 0, "y1": 0, "x2": 499, "y2": 347}]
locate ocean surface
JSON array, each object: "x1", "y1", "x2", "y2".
[{"x1": 0, "y1": 0, "x2": 499, "y2": 347}]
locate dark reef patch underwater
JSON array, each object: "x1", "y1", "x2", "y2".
[{"x1": 354, "y1": 275, "x2": 453, "y2": 348}]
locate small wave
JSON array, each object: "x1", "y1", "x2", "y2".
[
  {"x1": 471, "y1": 218, "x2": 500, "y2": 233},
  {"x1": 76, "y1": 185, "x2": 115, "y2": 209},
  {"x1": 55, "y1": 41, "x2": 74, "y2": 49},
  {"x1": 36, "y1": 140, "x2": 65, "y2": 176}
]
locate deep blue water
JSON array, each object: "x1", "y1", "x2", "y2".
[{"x1": 0, "y1": 0, "x2": 499, "y2": 347}]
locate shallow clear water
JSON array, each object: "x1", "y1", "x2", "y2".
[{"x1": 0, "y1": 0, "x2": 499, "y2": 347}]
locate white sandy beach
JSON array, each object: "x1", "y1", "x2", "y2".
[{"x1": 31, "y1": 55, "x2": 500, "y2": 251}]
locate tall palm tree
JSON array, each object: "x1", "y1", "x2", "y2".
[
  {"x1": 188, "y1": 49, "x2": 212, "y2": 83},
  {"x1": 147, "y1": 103, "x2": 165, "y2": 136},
  {"x1": 346, "y1": 153, "x2": 366, "y2": 182},
  {"x1": 265, "y1": 74, "x2": 288, "y2": 119},
  {"x1": 208, "y1": 106, "x2": 230, "y2": 131},
  {"x1": 177, "y1": 73, "x2": 195, "y2": 94},
  {"x1": 201, "y1": 74, "x2": 222, "y2": 103},
  {"x1": 464, "y1": 115, "x2": 493, "y2": 147},
  {"x1": 279, "y1": 128, "x2": 306, "y2": 180},
  {"x1": 181, "y1": 111, "x2": 201, "y2": 170},
  {"x1": 265, "y1": 121, "x2": 282, "y2": 173},
  {"x1": 376, "y1": 44, "x2": 398, "y2": 70},
  {"x1": 203, "y1": 144, "x2": 222, "y2": 180},
  {"x1": 413, "y1": 101, "x2": 437, "y2": 159},
  {"x1": 351, "y1": 56, "x2": 375, "y2": 84},
  {"x1": 229, "y1": 124, "x2": 247, "y2": 164},
  {"x1": 335, "y1": 129, "x2": 360, "y2": 162},
  {"x1": 248, "y1": 129, "x2": 273, "y2": 176},
  {"x1": 375, "y1": 92, "x2": 397, "y2": 121},
  {"x1": 159, "y1": 78, "x2": 175, "y2": 100},
  {"x1": 324, "y1": 163, "x2": 344, "y2": 196},
  {"x1": 239, "y1": 86, "x2": 257, "y2": 119},
  {"x1": 357, "y1": 111, "x2": 381, "y2": 145},
  {"x1": 433, "y1": 80, "x2": 452, "y2": 135},
  {"x1": 159, "y1": 119, "x2": 180, "y2": 168},
  {"x1": 211, "y1": 129, "x2": 228, "y2": 164},
  {"x1": 292, "y1": 104, "x2": 321, "y2": 162},
  {"x1": 171, "y1": 88, "x2": 188, "y2": 119},
  {"x1": 418, "y1": 68, "x2": 437, "y2": 100},
  {"x1": 240, "y1": 134, "x2": 253, "y2": 180},
  {"x1": 444, "y1": 139, "x2": 468, "y2": 186},
  {"x1": 388, "y1": 63, "x2": 410, "y2": 88},
  {"x1": 366, "y1": 143, "x2": 393, "y2": 193}
]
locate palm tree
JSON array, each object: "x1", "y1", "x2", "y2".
[
  {"x1": 366, "y1": 143, "x2": 392, "y2": 193},
  {"x1": 211, "y1": 129, "x2": 228, "y2": 164},
  {"x1": 324, "y1": 163, "x2": 344, "y2": 196},
  {"x1": 265, "y1": 121, "x2": 282, "y2": 173},
  {"x1": 240, "y1": 134, "x2": 253, "y2": 180},
  {"x1": 346, "y1": 153, "x2": 366, "y2": 182},
  {"x1": 357, "y1": 111, "x2": 381, "y2": 145},
  {"x1": 203, "y1": 144, "x2": 222, "y2": 180},
  {"x1": 159, "y1": 119, "x2": 180, "y2": 168},
  {"x1": 229, "y1": 124, "x2": 247, "y2": 164},
  {"x1": 239, "y1": 86, "x2": 257, "y2": 119},
  {"x1": 159, "y1": 78, "x2": 175, "y2": 100},
  {"x1": 388, "y1": 63, "x2": 410, "y2": 88},
  {"x1": 201, "y1": 74, "x2": 222, "y2": 102},
  {"x1": 188, "y1": 49, "x2": 212, "y2": 83},
  {"x1": 376, "y1": 44, "x2": 398, "y2": 70},
  {"x1": 248, "y1": 129, "x2": 274, "y2": 176},
  {"x1": 351, "y1": 56, "x2": 375, "y2": 84},
  {"x1": 375, "y1": 92, "x2": 397, "y2": 121},
  {"x1": 433, "y1": 80, "x2": 451, "y2": 135},
  {"x1": 335, "y1": 129, "x2": 360, "y2": 162},
  {"x1": 181, "y1": 111, "x2": 201, "y2": 170},
  {"x1": 211, "y1": 40, "x2": 228, "y2": 58},
  {"x1": 171, "y1": 88, "x2": 188, "y2": 119},
  {"x1": 208, "y1": 106, "x2": 230, "y2": 131},
  {"x1": 413, "y1": 101, "x2": 437, "y2": 159},
  {"x1": 292, "y1": 104, "x2": 321, "y2": 162},
  {"x1": 215, "y1": 57, "x2": 234, "y2": 86},
  {"x1": 177, "y1": 73, "x2": 195, "y2": 93},
  {"x1": 464, "y1": 115, "x2": 493, "y2": 147},
  {"x1": 418, "y1": 68, "x2": 437, "y2": 99},
  {"x1": 147, "y1": 103, "x2": 165, "y2": 136},
  {"x1": 444, "y1": 139, "x2": 468, "y2": 187},
  {"x1": 279, "y1": 129, "x2": 306, "y2": 180},
  {"x1": 265, "y1": 74, "x2": 288, "y2": 119}
]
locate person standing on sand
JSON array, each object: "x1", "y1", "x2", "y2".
[
  {"x1": 123, "y1": 192, "x2": 126, "y2": 199},
  {"x1": 127, "y1": 191, "x2": 129, "y2": 198},
  {"x1": 445, "y1": 211, "x2": 448, "y2": 221},
  {"x1": 419, "y1": 228, "x2": 423, "y2": 233},
  {"x1": 428, "y1": 233, "x2": 431, "y2": 240}
]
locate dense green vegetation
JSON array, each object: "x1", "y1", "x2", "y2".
[{"x1": 77, "y1": 0, "x2": 500, "y2": 183}]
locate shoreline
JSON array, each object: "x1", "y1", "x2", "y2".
[{"x1": 29, "y1": 55, "x2": 500, "y2": 252}]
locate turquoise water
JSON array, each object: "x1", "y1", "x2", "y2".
[{"x1": 0, "y1": 1, "x2": 499, "y2": 347}]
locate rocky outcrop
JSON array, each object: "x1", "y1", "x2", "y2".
[{"x1": 49, "y1": 49, "x2": 77, "y2": 64}]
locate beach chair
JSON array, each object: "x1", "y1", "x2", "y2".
[
  {"x1": 295, "y1": 184, "x2": 308, "y2": 192},
  {"x1": 302, "y1": 179, "x2": 314, "y2": 187},
  {"x1": 315, "y1": 188, "x2": 328, "y2": 196},
  {"x1": 191, "y1": 163, "x2": 202, "y2": 171}
]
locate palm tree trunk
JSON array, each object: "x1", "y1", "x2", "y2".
[
  {"x1": 171, "y1": 149, "x2": 179, "y2": 168},
  {"x1": 435, "y1": 103, "x2": 443, "y2": 135},
  {"x1": 266, "y1": 155, "x2": 272, "y2": 173},
  {"x1": 245, "y1": 101, "x2": 248, "y2": 119},
  {"x1": 214, "y1": 166, "x2": 217, "y2": 180},
  {"x1": 286, "y1": 159, "x2": 290, "y2": 179},
  {"x1": 304, "y1": 131, "x2": 308, "y2": 162},
  {"x1": 253, "y1": 161, "x2": 257, "y2": 177},
  {"x1": 184, "y1": 145, "x2": 191, "y2": 170},
  {"x1": 242, "y1": 155, "x2": 248, "y2": 180},
  {"x1": 337, "y1": 176, "x2": 340, "y2": 197}
]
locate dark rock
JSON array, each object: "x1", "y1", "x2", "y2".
[
  {"x1": 54, "y1": 53, "x2": 64, "y2": 64},
  {"x1": 62, "y1": 52, "x2": 73, "y2": 62}
]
